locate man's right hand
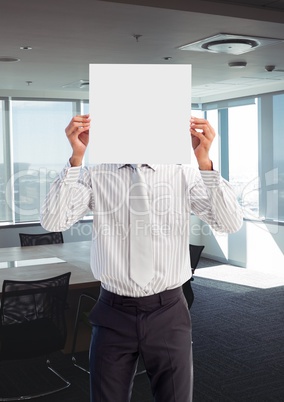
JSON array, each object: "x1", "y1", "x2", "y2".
[{"x1": 65, "y1": 114, "x2": 91, "y2": 167}]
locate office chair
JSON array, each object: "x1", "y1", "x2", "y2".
[
  {"x1": 182, "y1": 244, "x2": 205, "y2": 309},
  {"x1": 0, "y1": 272, "x2": 71, "y2": 400},
  {"x1": 189, "y1": 244, "x2": 205, "y2": 276},
  {"x1": 71, "y1": 292, "x2": 97, "y2": 373},
  {"x1": 71, "y1": 291, "x2": 147, "y2": 376},
  {"x1": 19, "y1": 231, "x2": 64, "y2": 247}
]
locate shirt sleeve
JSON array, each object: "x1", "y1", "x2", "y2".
[
  {"x1": 40, "y1": 161, "x2": 94, "y2": 232},
  {"x1": 188, "y1": 168, "x2": 243, "y2": 233}
]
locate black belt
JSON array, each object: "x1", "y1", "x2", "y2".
[{"x1": 99, "y1": 286, "x2": 183, "y2": 307}]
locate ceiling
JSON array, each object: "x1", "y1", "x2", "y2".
[{"x1": 1, "y1": 0, "x2": 284, "y2": 103}]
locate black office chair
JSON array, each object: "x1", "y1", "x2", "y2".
[
  {"x1": 71, "y1": 292, "x2": 98, "y2": 373},
  {"x1": 0, "y1": 272, "x2": 71, "y2": 400},
  {"x1": 182, "y1": 244, "x2": 205, "y2": 309},
  {"x1": 71, "y1": 291, "x2": 147, "y2": 376},
  {"x1": 19, "y1": 231, "x2": 64, "y2": 247},
  {"x1": 189, "y1": 244, "x2": 205, "y2": 276}
]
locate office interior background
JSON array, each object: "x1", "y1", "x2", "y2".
[{"x1": 0, "y1": 0, "x2": 284, "y2": 278}]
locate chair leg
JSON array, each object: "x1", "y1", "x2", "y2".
[
  {"x1": 71, "y1": 355, "x2": 90, "y2": 374},
  {"x1": 135, "y1": 369, "x2": 146, "y2": 376},
  {"x1": 135, "y1": 356, "x2": 146, "y2": 376},
  {"x1": 0, "y1": 357, "x2": 70, "y2": 401},
  {"x1": 46, "y1": 357, "x2": 71, "y2": 389},
  {"x1": 71, "y1": 293, "x2": 97, "y2": 374},
  {"x1": 71, "y1": 293, "x2": 147, "y2": 377}
]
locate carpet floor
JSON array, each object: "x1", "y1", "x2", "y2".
[{"x1": 1, "y1": 269, "x2": 283, "y2": 401}]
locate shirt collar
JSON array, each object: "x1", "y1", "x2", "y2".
[{"x1": 118, "y1": 163, "x2": 157, "y2": 171}]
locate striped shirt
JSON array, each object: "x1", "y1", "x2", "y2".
[{"x1": 40, "y1": 163, "x2": 243, "y2": 297}]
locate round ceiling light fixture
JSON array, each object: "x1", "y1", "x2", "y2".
[
  {"x1": 202, "y1": 39, "x2": 258, "y2": 54},
  {"x1": 228, "y1": 61, "x2": 247, "y2": 68},
  {"x1": 0, "y1": 57, "x2": 20, "y2": 62}
]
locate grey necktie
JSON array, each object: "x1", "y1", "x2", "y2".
[{"x1": 129, "y1": 164, "x2": 154, "y2": 288}]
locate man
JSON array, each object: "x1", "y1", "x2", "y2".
[{"x1": 41, "y1": 114, "x2": 243, "y2": 402}]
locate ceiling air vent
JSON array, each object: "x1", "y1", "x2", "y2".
[{"x1": 179, "y1": 33, "x2": 284, "y2": 55}]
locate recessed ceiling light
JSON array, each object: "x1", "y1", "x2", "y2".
[
  {"x1": 228, "y1": 61, "x2": 247, "y2": 68},
  {"x1": 20, "y1": 46, "x2": 32, "y2": 50},
  {"x1": 0, "y1": 57, "x2": 20, "y2": 62},
  {"x1": 265, "y1": 65, "x2": 275, "y2": 72}
]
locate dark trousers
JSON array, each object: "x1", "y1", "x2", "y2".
[{"x1": 88, "y1": 286, "x2": 193, "y2": 402}]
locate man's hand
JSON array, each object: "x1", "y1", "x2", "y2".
[
  {"x1": 65, "y1": 114, "x2": 91, "y2": 166},
  {"x1": 190, "y1": 116, "x2": 215, "y2": 170}
]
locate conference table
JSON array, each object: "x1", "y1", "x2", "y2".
[
  {"x1": 0, "y1": 240, "x2": 100, "y2": 352},
  {"x1": 0, "y1": 240, "x2": 98, "y2": 292}
]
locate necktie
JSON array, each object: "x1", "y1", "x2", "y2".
[{"x1": 129, "y1": 164, "x2": 154, "y2": 288}]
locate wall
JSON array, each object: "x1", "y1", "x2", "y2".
[{"x1": 199, "y1": 218, "x2": 284, "y2": 276}]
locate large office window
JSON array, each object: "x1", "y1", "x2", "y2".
[
  {"x1": 1, "y1": 92, "x2": 283, "y2": 225},
  {"x1": 228, "y1": 103, "x2": 259, "y2": 218},
  {"x1": 10, "y1": 100, "x2": 78, "y2": 222},
  {"x1": 0, "y1": 101, "x2": 4, "y2": 219},
  {"x1": 272, "y1": 94, "x2": 284, "y2": 221},
  {"x1": 0, "y1": 100, "x2": 7, "y2": 222},
  {"x1": 258, "y1": 93, "x2": 284, "y2": 222},
  {"x1": 201, "y1": 99, "x2": 258, "y2": 218}
]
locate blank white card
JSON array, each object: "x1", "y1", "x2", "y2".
[{"x1": 88, "y1": 64, "x2": 192, "y2": 164}]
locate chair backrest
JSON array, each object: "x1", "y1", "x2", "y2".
[
  {"x1": 0, "y1": 272, "x2": 71, "y2": 360},
  {"x1": 189, "y1": 244, "x2": 205, "y2": 271},
  {"x1": 19, "y1": 231, "x2": 64, "y2": 246},
  {"x1": 182, "y1": 245, "x2": 204, "y2": 309}
]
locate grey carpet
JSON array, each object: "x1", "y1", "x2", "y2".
[
  {"x1": 0, "y1": 276, "x2": 283, "y2": 401},
  {"x1": 191, "y1": 277, "x2": 284, "y2": 402}
]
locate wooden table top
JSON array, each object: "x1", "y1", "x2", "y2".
[{"x1": 0, "y1": 241, "x2": 99, "y2": 293}]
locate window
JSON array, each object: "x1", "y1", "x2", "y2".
[
  {"x1": 10, "y1": 100, "x2": 78, "y2": 222},
  {"x1": 271, "y1": 94, "x2": 284, "y2": 221},
  {"x1": 0, "y1": 100, "x2": 7, "y2": 222},
  {"x1": 228, "y1": 103, "x2": 259, "y2": 219},
  {"x1": 0, "y1": 92, "x2": 283, "y2": 225}
]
